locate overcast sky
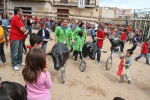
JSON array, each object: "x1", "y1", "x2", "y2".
[{"x1": 99, "y1": 0, "x2": 150, "y2": 10}]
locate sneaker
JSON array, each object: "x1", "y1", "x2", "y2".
[
  {"x1": 119, "y1": 80, "x2": 124, "y2": 83},
  {"x1": 95, "y1": 60, "x2": 100, "y2": 64},
  {"x1": 135, "y1": 58, "x2": 138, "y2": 61},
  {"x1": 75, "y1": 60, "x2": 77, "y2": 63},
  {"x1": 13, "y1": 66, "x2": 20, "y2": 71},
  {"x1": 128, "y1": 80, "x2": 131, "y2": 84},
  {"x1": 18, "y1": 63, "x2": 25, "y2": 66}
]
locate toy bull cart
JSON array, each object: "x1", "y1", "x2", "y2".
[{"x1": 106, "y1": 38, "x2": 124, "y2": 70}]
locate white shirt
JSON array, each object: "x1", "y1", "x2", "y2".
[{"x1": 95, "y1": 24, "x2": 98, "y2": 30}]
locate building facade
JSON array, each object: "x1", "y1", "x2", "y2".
[
  {"x1": 6, "y1": 0, "x2": 99, "y2": 21},
  {"x1": 99, "y1": 7, "x2": 114, "y2": 19},
  {"x1": 114, "y1": 8, "x2": 132, "y2": 19}
]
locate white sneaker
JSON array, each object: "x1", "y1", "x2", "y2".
[
  {"x1": 18, "y1": 63, "x2": 25, "y2": 66},
  {"x1": 95, "y1": 60, "x2": 100, "y2": 64},
  {"x1": 13, "y1": 66, "x2": 20, "y2": 71},
  {"x1": 75, "y1": 60, "x2": 77, "y2": 63}
]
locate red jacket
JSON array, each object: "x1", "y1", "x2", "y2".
[
  {"x1": 120, "y1": 32, "x2": 126, "y2": 41},
  {"x1": 141, "y1": 42, "x2": 149, "y2": 54},
  {"x1": 97, "y1": 30, "x2": 105, "y2": 48},
  {"x1": 9, "y1": 15, "x2": 25, "y2": 40}
]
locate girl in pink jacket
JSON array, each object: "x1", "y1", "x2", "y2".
[{"x1": 22, "y1": 48, "x2": 52, "y2": 100}]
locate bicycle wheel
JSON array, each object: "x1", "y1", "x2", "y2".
[
  {"x1": 61, "y1": 70, "x2": 66, "y2": 84},
  {"x1": 79, "y1": 60, "x2": 86, "y2": 72},
  {"x1": 106, "y1": 56, "x2": 113, "y2": 70}
]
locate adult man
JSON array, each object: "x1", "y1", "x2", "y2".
[
  {"x1": 9, "y1": 8, "x2": 27, "y2": 71},
  {"x1": 71, "y1": 20, "x2": 78, "y2": 32},
  {"x1": 95, "y1": 26, "x2": 105, "y2": 63}
]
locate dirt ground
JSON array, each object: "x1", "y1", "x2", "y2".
[{"x1": 0, "y1": 30, "x2": 150, "y2": 100}]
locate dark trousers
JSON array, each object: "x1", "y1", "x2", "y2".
[
  {"x1": 74, "y1": 51, "x2": 82, "y2": 61},
  {"x1": 0, "y1": 42, "x2": 6, "y2": 63},
  {"x1": 92, "y1": 35, "x2": 96, "y2": 43},
  {"x1": 96, "y1": 47, "x2": 101, "y2": 62},
  {"x1": 129, "y1": 38, "x2": 133, "y2": 44},
  {"x1": 23, "y1": 35, "x2": 27, "y2": 52},
  {"x1": 131, "y1": 44, "x2": 137, "y2": 51}
]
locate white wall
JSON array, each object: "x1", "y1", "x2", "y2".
[{"x1": 101, "y1": 8, "x2": 114, "y2": 19}]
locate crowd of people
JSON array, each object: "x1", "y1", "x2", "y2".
[{"x1": 0, "y1": 7, "x2": 150, "y2": 100}]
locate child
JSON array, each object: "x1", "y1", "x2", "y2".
[
  {"x1": 73, "y1": 30, "x2": 84, "y2": 62},
  {"x1": 131, "y1": 35, "x2": 142, "y2": 51},
  {"x1": 90, "y1": 27, "x2": 96, "y2": 43},
  {"x1": 37, "y1": 23, "x2": 50, "y2": 52},
  {"x1": 95, "y1": 26, "x2": 105, "y2": 64},
  {"x1": 135, "y1": 38, "x2": 150, "y2": 65},
  {"x1": 129, "y1": 30, "x2": 135, "y2": 44},
  {"x1": 0, "y1": 20, "x2": 6, "y2": 64},
  {"x1": 120, "y1": 29, "x2": 127, "y2": 43},
  {"x1": 118, "y1": 49, "x2": 133, "y2": 84},
  {"x1": 29, "y1": 34, "x2": 43, "y2": 49},
  {"x1": 22, "y1": 48, "x2": 52, "y2": 100}
]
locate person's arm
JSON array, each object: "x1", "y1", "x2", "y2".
[
  {"x1": 96, "y1": 32, "x2": 105, "y2": 40},
  {"x1": 124, "y1": 58, "x2": 132, "y2": 68},
  {"x1": 54, "y1": 27, "x2": 59, "y2": 43},
  {"x1": 44, "y1": 71, "x2": 52, "y2": 89}
]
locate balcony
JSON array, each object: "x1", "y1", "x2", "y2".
[{"x1": 53, "y1": 0, "x2": 96, "y2": 8}]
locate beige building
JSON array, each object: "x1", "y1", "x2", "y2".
[
  {"x1": 6, "y1": 0, "x2": 99, "y2": 21},
  {"x1": 114, "y1": 8, "x2": 132, "y2": 19}
]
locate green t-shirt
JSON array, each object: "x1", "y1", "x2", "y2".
[
  {"x1": 54, "y1": 26, "x2": 73, "y2": 48},
  {"x1": 73, "y1": 35, "x2": 85, "y2": 51},
  {"x1": 73, "y1": 27, "x2": 86, "y2": 41}
]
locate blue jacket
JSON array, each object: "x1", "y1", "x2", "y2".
[{"x1": 90, "y1": 29, "x2": 95, "y2": 36}]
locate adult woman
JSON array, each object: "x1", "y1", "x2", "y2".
[
  {"x1": 1, "y1": 12, "x2": 9, "y2": 46},
  {"x1": 54, "y1": 18, "x2": 72, "y2": 48}
]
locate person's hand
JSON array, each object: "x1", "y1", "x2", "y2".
[
  {"x1": 122, "y1": 63, "x2": 125, "y2": 66},
  {"x1": 43, "y1": 68, "x2": 48, "y2": 72}
]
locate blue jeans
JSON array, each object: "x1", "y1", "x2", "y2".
[
  {"x1": 136, "y1": 54, "x2": 149, "y2": 64},
  {"x1": 27, "y1": 26, "x2": 32, "y2": 36},
  {"x1": 10, "y1": 40, "x2": 23, "y2": 67},
  {"x1": 0, "y1": 42, "x2": 6, "y2": 63},
  {"x1": 97, "y1": 47, "x2": 101, "y2": 62},
  {"x1": 42, "y1": 42, "x2": 47, "y2": 52}
]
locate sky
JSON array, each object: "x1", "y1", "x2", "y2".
[{"x1": 99, "y1": 0, "x2": 150, "y2": 10}]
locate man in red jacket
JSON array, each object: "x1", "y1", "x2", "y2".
[
  {"x1": 95, "y1": 26, "x2": 105, "y2": 64},
  {"x1": 135, "y1": 38, "x2": 150, "y2": 65},
  {"x1": 9, "y1": 8, "x2": 27, "y2": 71}
]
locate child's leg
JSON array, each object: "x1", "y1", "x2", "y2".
[
  {"x1": 131, "y1": 44, "x2": 137, "y2": 51},
  {"x1": 79, "y1": 51, "x2": 83, "y2": 60},
  {"x1": 119, "y1": 75, "x2": 124, "y2": 83},
  {"x1": 74, "y1": 51, "x2": 78, "y2": 61},
  {"x1": 145, "y1": 54, "x2": 149, "y2": 64},
  {"x1": 125, "y1": 68, "x2": 131, "y2": 84},
  {"x1": 135, "y1": 54, "x2": 143, "y2": 60},
  {"x1": 0, "y1": 42, "x2": 6, "y2": 63}
]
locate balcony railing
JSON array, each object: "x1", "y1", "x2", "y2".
[{"x1": 53, "y1": 0, "x2": 96, "y2": 7}]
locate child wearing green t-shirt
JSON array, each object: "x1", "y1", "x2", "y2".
[{"x1": 73, "y1": 30, "x2": 84, "y2": 62}]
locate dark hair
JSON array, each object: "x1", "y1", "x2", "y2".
[
  {"x1": 113, "y1": 97, "x2": 125, "y2": 100},
  {"x1": 0, "y1": 20, "x2": 2, "y2": 25},
  {"x1": 1, "y1": 12, "x2": 8, "y2": 19},
  {"x1": 98, "y1": 26, "x2": 104, "y2": 30},
  {"x1": 79, "y1": 22, "x2": 84, "y2": 27},
  {"x1": 14, "y1": 7, "x2": 21, "y2": 14},
  {"x1": 58, "y1": 20, "x2": 62, "y2": 26},
  {"x1": 145, "y1": 38, "x2": 150, "y2": 42},
  {"x1": 127, "y1": 49, "x2": 133, "y2": 55},
  {"x1": 29, "y1": 34, "x2": 42, "y2": 47},
  {"x1": 0, "y1": 81, "x2": 27, "y2": 100},
  {"x1": 123, "y1": 29, "x2": 127, "y2": 32},
  {"x1": 22, "y1": 48, "x2": 46, "y2": 83},
  {"x1": 78, "y1": 30, "x2": 83, "y2": 36},
  {"x1": 62, "y1": 18, "x2": 68, "y2": 22}
]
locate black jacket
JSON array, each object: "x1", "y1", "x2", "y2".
[{"x1": 37, "y1": 29, "x2": 50, "y2": 43}]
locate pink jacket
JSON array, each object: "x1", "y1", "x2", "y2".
[{"x1": 26, "y1": 72, "x2": 52, "y2": 100}]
